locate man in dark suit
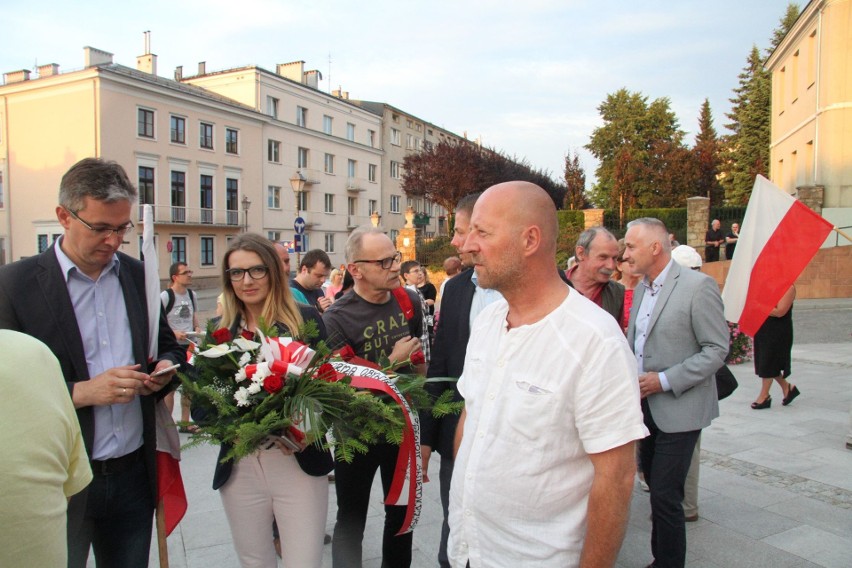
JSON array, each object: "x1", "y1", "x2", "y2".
[
  {"x1": 624, "y1": 217, "x2": 728, "y2": 568},
  {"x1": 0, "y1": 158, "x2": 184, "y2": 568},
  {"x1": 422, "y1": 192, "x2": 504, "y2": 568}
]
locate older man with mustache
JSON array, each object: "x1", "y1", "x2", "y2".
[{"x1": 565, "y1": 226, "x2": 625, "y2": 323}]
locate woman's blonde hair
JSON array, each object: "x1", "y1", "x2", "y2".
[{"x1": 218, "y1": 233, "x2": 304, "y2": 338}]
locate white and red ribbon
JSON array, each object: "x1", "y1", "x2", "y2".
[{"x1": 331, "y1": 361, "x2": 422, "y2": 535}]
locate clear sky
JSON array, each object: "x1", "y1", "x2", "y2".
[{"x1": 1, "y1": 0, "x2": 799, "y2": 187}]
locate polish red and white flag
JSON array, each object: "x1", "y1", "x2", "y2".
[{"x1": 722, "y1": 175, "x2": 833, "y2": 336}]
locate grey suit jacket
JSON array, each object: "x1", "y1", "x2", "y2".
[{"x1": 627, "y1": 261, "x2": 728, "y2": 433}]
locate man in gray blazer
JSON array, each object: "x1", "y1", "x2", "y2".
[{"x1": 623, "y1": 218, "x2": 728, "y2": 568}]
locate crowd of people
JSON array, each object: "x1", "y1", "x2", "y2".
[{"x1": 0, "y1": 157, "x2": 806, "y2": 568}]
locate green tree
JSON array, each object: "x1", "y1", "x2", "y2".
[
  {"x1": 693, "y1": 98, "x2": 723, "y2": 205},
  {"x1": 722, "y1": 3, "x2": 800, "y2": 204},
  {"x1": 563, "y1": 150, "x2": 587, "y2": 210},
  {"x1": 586, "y1": 88, "x2": 686, "y2": 214}
]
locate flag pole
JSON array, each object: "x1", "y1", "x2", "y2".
[
  {"x1": 832, "y1": 226, "x2": 851, "y2": 243},
  {"x1": 142, "y1": 205, "x2": 171, "y2": 568}
]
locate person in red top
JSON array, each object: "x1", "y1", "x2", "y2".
[{"x1": 565, "y1": 227, "x2": 625, "y2": 323}]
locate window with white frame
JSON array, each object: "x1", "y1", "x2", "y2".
[
  {"x1": 347, "y1": 159, "x2": 356, "y2": 178},
  {"x1": 268, "y1": 139, "x2": 280, "y2": 163},
  {"x1": 298, "y1": 147, "x2": 309, "y2": 168},
  {"x1": 324, "y1": 193, "x2": 334, "y2": 213},
  {"x1": 296, "y1": 106, "x2": 307, "y2": 127},
  {"x1": 392, "y1": 113, "x2": 399, "y2": 123},
  {"x1": 200, "y1": 122, "x2": 214, "y2": 149},
  {"x1": 348, "y1": 196, "x2": 356, "y2": 216},
  {"x1": 268, "y1": 185, "x2": 281, "y2": 209},
  {"x1": 171, "y1": 236, "x2": 187, "y2": 264},
  {"x1": 390, "y1": 128, "x2": 401, "y2": 146},
  {"x1": 267, "y1": 96, "x2": 279, "y2": 118},
  {"x1": 200, "y1": 236, "x2": 214, "y2": 266},
  {"x1": 346, "y1": 123, "x2": 355, "y2": 141},
  {"x1": 296, "y1": 191, "x2": 308, "y2": 211},
  {"x1": 390, "y1": 195, "x2": 400, "y2": 213},
  {"x1": 368, "y1": 129, "x2": 375, "y2": 147},
  {"x1": 138, "y1": 108, "x2": 155, "y2": 138},
  {"x1": 268, "y1": 230, "x2": 281, "y2": 242},
  {"x1": 170, "y1": 115, "x2": 185, "y2": 144},
  {"x1": 138, "y1": 166, "x2": 155, "y2": 206},
  {"x1": 389, "y1": 229, "x2": 399, "y2": 242},
  {"x1": 368, "y1": 199, "x2": 377, "y2": 215},
  {"x1": 368, "y1": 164, "x2": 377, "y2": 182},
  {"x1": 406, "y1": 119, "x2": 413, "y2": 128},
  {"x1": 324, "y1": 233, "x2": 335, "y2": 253},
  {"x1": 406, "y1": 134, "x2": 415, "y2": 149},
  {"x1": 390, "y1": 161, "x2": 401, "y2": 179},
  {"x1": 225, "y1": 128, "x2": 239, "y2": 154},
  {"x1": 323, "y1": 115, "x2": 333, "y2": 135},
  {"x1": 324, "y1": 153, "x2": 335, "y2": 174}
]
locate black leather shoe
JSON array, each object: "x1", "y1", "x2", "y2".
[
  {"x1": 782, "y1": 385, "x2": 800, "y2": 406},
  {"x1": 751, "y1": 396, "x2": 772, "y2": 409}
]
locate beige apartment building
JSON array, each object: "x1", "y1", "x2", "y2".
[
  {"x1": 346, "y1": 99, "x2": 458, "y2": 242},
  {"x1": 766, "y1": 0, "x2": 852, "y2": 242},
  {"x1": 0, "y1": 45, "x2": 462, "y2": 278}
]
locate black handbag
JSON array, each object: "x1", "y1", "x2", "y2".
[{"x1": 716, "y1": 365, "x2": 738, "y2": 400}]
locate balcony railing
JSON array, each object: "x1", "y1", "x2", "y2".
[
  {"x1": 346, "y1": 177, "x2": 367, "y2": 192},
  {"x1": 137, "y1": 205, "x2": 240, "y2": 227}
]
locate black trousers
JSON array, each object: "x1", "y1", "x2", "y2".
[
  {"x1": 67, "y1": 458, "x2": 154, "y2": 568},
  {"x1": 332, "y1": 442, "x2": 413, "y2": 568},
  {"x1": 639, "y1": 399, "x2": 700, "y2": 568}
]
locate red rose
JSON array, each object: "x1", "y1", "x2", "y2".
[
  {"x1": 316, "y1": 363, "x2": 339, "y2": 382},
  {"x1": 211, "y1": 328, "x2": 232, "y2": 344},
  {"x1": 338, "y1": 345, "x2": 356, "y2": 361},
  {"x1": 241, "y1": 329, "x2": 255, "y2": 340},
  {"x1": 410, "y1": 350, "x2": 426, "y2": 366},
  {"x1": 263, "y1": 374, "x2": 284, "y2": 394}
]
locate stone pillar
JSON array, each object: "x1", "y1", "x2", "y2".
[
  {"x1": 398, "y1": 206, "x2": 417, "y2": 262},
  {"x1": 687, "y1": 197, "x2": 710, "y2": 261},
  {"x1": 397, "y1": 227, "x2": 417, "y2": 263},
  {"x1": 795, "y1": 185, "x2": 825, "y2": 215},
  {"x1": 583, "y1": 209, "x2": 605, "y2": 229}
]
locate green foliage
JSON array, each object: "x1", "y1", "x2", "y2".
[
  {"x1": 556, "y1": 210, "x2": 585, "y2": 268},
  {"x1": 722, "y1": 4, "x2": 800, "y2": 204},
  {"x1": 693, "y1": 99, "x2": 724, "y2": 206},
  {"x1": 563, "y1": 149, "x2": 588, "y2": 210},
  {"x1": 586, "y1": 88, "x2": 696, "y2": 214},
  {"x1": 415, "y1": 236, "x2": 457, "y2": 271}
]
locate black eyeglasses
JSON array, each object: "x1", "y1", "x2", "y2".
[
  {"x1": 66, "y1": 208, "x2": 135, "y2": 238},
  {"x1": 226, "y1": 265, "x2": 269, "y2": 281},
  {"x1": 353, "y1": 251, "x2": 402, "y2": 270}
]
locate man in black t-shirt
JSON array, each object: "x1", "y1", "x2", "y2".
[
  {"x1": 704, "y1": 219, "x2": 724, "y2": 262},
  {"x1": 323, "y1": 228, "x2": 425, "y2": 568},
  {"x1": 726, "y1": 222, "x2": 740, "y2": 260}
]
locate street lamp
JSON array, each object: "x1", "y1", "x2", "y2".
[
  {"x1": 241, "y1": 195, "x2": 252, "y2": 232},
  {"x1": 289, "y1": 172, "x2": 306, "y2": 265}
]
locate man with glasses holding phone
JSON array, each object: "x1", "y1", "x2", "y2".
[
  {"x1": 323, "y1": 227, "x2": 426, "y2": 568},
  {"x1": 0, "y1": 157, "x2": 184, "y2": 568}
]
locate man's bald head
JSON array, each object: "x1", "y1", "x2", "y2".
[{"x1": 478, "y1": 181, "x2": 558, "y2": 255}]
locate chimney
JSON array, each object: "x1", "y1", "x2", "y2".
[
  {"x1": 276, "y1": 61, "x2": 305, "y2": 83},
  {"x1": 304, "y1": 69, "x2": 322, "y2": 89},
  {"x1": 137, "y1": 53, "x2": 157, "y2": 75},
  {"x1": 198, "y1": 61, "x2": 206, "y2": 75},
  {"x1": 332, "y1": 89, "x2": 349, "y2": 100},
  {"x1": 4, "y1": 69, "x2": 30, "y2": 84},
  {"x1": 136, "y1": 31, "x2": 157, "y2": 75},
  {"x1": 38, "y1": 63, "x2": 60, "y2": 78},
  {"x1": 84, "y1": 46, "x2": 114, "y2": 68},
  {"x1": 174, "y1": 66, "x2": 183, "y2": 81}
]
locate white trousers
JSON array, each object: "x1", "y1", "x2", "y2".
[{"x1": 220, "y1": 448, "x2": 328, "y2": 568}]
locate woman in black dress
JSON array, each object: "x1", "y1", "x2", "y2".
[{"x1": 751, "y1": 285, "x2": 800, "y2": 409}]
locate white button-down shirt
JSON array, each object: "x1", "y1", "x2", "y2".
[
  {"x1": 449, "y1": 291, "x2": 647, "y2": 567},
  {"x1": 633, "y1": 259, "x2": 674, "y2": 391}
]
